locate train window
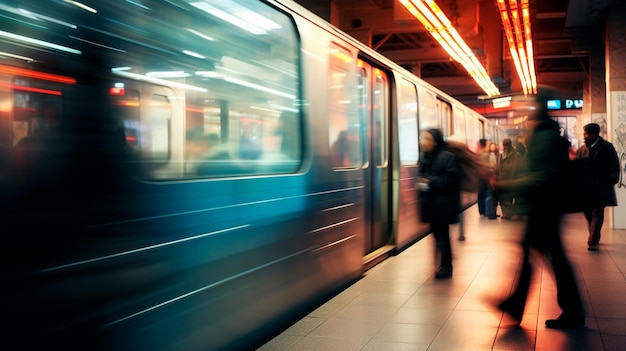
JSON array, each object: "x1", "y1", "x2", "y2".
[
  {"x1": 131, "y1": 1, "x2": 302, "y2": 179},
  {"x1": 329, "y1": 43, "x2": 361, "y2": 169},
  {"x1": 418, "y1": 89, "x2": 438, "y2": 129},
  {"x1": 1, "y1": 75, "x2": 66, "y2": 185},
  {"x1": 437, "y1": 99, "x2": 452, "y2": 136},
  {"x1": 0, "y1": 0, "x2": 303, "y2": 180},
  {"x1": 150, "y1": 94, "x2": 171, "y2": 161},
  {"x1": 451, "y1": 108, "x2": 467, "y2": 143},
  {"x1": 1, "y1": 0, "x2": 301, "y2": 180},
  {"x1": 398, "y1": 79, "x2": 418, "y2": 165},
  {"x1": 466, "y1": 113, "x2": 481, "y2": 152}
]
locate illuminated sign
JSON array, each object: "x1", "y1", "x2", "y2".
[
  {"x1": 546, "y1": 99, "x2": 583, "y2": 110},
  {"x1": 565, "y1": 99, "x2": 583, "y2": 108},
  {"x1": 547, "y1": 100, "x2": 561, "y2": 109},
  {"x1": 492, "y1": 96, "x2": 511, "y2": 108}
]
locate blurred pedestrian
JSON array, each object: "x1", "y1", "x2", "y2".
[
  {"x1": 575, "y1": 123, "x2": 620, "y2": 251},
  {"x1": 417, "y1": 128, "x2": 462, "y2": 279},
  {"x1": 498, "y1": 138, "x2": 523, "y2": 219},
  {"x1": 477, "y1": 139, "x2": 490, "y2": 216},
  {"x1": 515, "y1": 135, "x2": 526, "y2": 158},
  {"x1": 486, "y1": 142, "x2": 500, "y2": 219},
  {"x1": 490, "y1": 88, "x2": 585, "y2": 329}
]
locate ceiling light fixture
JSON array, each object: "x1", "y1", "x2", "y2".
[
  {"x1": 496, "y1": 0, "x2": 537, "y2": 95},
  {"x1": 399, "y1": 0, "x2": 500, "y2": 97}
]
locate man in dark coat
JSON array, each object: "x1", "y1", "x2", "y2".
[
  {"x1": 417, "y1": 128, "x2": 461, "y2": 279},
  {"x1": 491, "y1": 88, "x2": 585, "y2": 329},
  {"x1": 575, "y1": 123, "x2": 620, "y2": 251}
]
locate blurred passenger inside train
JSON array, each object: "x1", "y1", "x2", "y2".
[
  {"x1": 497, "y1": 138, "x2": 523, "y2": 220},
  {"x1": 239, "y1": 129, "x2": 262, "y2": 160},
  {"x1": 10, "y1": 115, "x2": 61, "y2": 188},
  {"x1": 490, "y1": 87, "x2": 585, "y2": 329},
  {"x1": 416, "y1": 128, "x2": 462, "y2": 279},
  {"x1": 185, "y1": 127, "x2": 221, "y2": 175},
  {"x1": 331, "y1": 130, "x2": 351, "y2": 167}
]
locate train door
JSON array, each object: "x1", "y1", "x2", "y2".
[{"x1": 357, "y1": 59, "x2": 390, "y2": 254}]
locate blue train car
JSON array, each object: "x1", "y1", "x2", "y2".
[{"x1": 0, "y1": 0, "x2": 502, "y2": 350}]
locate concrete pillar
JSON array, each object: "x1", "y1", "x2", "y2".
[
  {"x1": 586, "y1": 37, "x2": 607, "y2": 144},
  {"x1": 605, "y1": 1, "x2": 626, "y2": 229}
]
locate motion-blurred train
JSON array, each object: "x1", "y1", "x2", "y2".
[{"x1": 0, "y1": 0, "x2": 503, "y2": 349}]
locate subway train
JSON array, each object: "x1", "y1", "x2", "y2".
[{"x1": 0, "y1": 0, "x2": 504, "y2": 350}]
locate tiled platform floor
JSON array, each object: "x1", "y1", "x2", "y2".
[{"x1": 259, "y1": 206, "x2": 626, "y2": 351}]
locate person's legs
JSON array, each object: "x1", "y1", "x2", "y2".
[
  {"x1": 486, "y1": 188, "x2": 498, "y2": 219},
  {"x1": 540, "y1": 213, "x2": 585, "y2": 328},
  {"x1": 498, "y1": 218, "x2": 533, "y2": 322},
  {"x1": 500, "y1": 193, "x2": 513, "y2": 219},
  {"x1": 478, "y1": 181, "x2": 487, "y2": 215},
  {"x1": 432, "y1": 222, "x2": 452, "y2": 278},
  {"x1": 587, "y1": 207, "x2": 604, "y2": 248}
]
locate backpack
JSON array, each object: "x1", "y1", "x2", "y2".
[{"x1": 443, "y1": 140, "x2": 488, "y2": 193}]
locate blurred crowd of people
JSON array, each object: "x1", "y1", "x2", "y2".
[{"x1": 416, "y1": 88, "x2": 620, "y2": 330}]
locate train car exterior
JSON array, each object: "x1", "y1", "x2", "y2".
[{"x1": 0, "y1": 0, "x2": 502, "y2": 350}]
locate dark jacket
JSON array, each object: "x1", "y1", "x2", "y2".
[
  {"x1": 417, "y1": 147, "x2": 462, "y2": 224},
  {"x1": 575, "y1": 137, "x2": 620, "y2": 207},
  {"x1": 499, "y1": 147, "x2": 523, "y2": 180},
  {"x1": 495, "y1": 119, "x2": 569, "y2": 215}
]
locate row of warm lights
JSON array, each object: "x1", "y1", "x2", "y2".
[
  {"x1": 399, "y1": 0, "x2": 500, "y2": 97},
  {"x1": 496, "y1": 0, "x2": 537, "y2": 95}
]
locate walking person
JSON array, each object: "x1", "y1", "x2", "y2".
[
  {"x1": 498, "y1": 138, "x2": 523, "y2": 219},
  {"x1": 416, "y1": 128, "x2": 462, "y2": 279},
  {"x1": 476, "y1": 139, "x2": 490, "y2": 216},
  {"x1": 490, "y1": 89, "x2": 585, "y2": 328},
  {"x1": 515, "y1": 135, "x2": 526, "y2": 158},
  {"x1": 485, "y1": 142, "x2": 500, "y2": 219},
  {"x1": 575, "y1": 123, "x2": 620, "y2": 251}
]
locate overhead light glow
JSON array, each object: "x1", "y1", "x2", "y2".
[
  {"x1": 399, "y1": 0, "x2": 500, "y2": 97},
  {"x1": 146, "y1": 71, "x2": 191, "y2": 78},
  {"x1": 187, "y1": 28, "x2": 215, "y2": 42},
  {"x1": 63, "y1": 0, "x2": 97, "y2": 13},
  {"x1": 113, "y1": 68, "x2": 207, "y2": 92},
  {"x1": 0, "y1": 30, "x2": 81, "y2": 55},
  {"x1": 190, "y1": 1, "x2": 280, "y2": 35},
  {"x1": 0, "y1": 51, "x2": 35, "y2": 62},
  {"x1": 496, "y1": 0, "x2": 537, "y2": 95},
  {"x1": 183, "y1": 50, "x2": 205, "y2": 59}
]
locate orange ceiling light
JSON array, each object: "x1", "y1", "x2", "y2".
[
  {"x1": 496, "y1": 0, "x2": 537, "y2": 95},
  {"x1": 399, "y1": 0, "x2": 500, "y2": 97}
]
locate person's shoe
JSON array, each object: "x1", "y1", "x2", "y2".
[
  {"x1": 497, "y1": 299, "x2": 523, "y2": 323},
  {"x1": 435, "y1": 266, "x2": 452, "y2": 279},
  {"x1": 545, "y1": 316, "x2": 585, "y2": 329},
  {"x1": 487, "y1": 216, "x2": 498, "y2": 220},
  {"x1": 588, "y1": 243, "x2": 599, "y2": 251}
]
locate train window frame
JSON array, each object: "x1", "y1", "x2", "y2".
[
  {"x1": 451, "y1": 107, "x2": 467, "y2": 143},
  {"x1": 328, "y1": 42, "x2": 361, "y2": 170},
  {"x1": 398, "y1": 78, "x2": 418, "y2": 165},
  {"x1": 373, "y1": 70, "x2": 389, "y2": 168},
  {"x1": 418, "y1": 88, "x2": 438, "y2": 130},
  {"x1": 97, "y1": 0, "x2": 304, "y2": 180}
]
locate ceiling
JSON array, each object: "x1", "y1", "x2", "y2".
[{"x1": 293, "y1": 0, "x2": 609, "y2": 116}]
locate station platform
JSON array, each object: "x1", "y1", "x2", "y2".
[{"x1": 259, "y1": 205, "x2": 626, "y2": 351}]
